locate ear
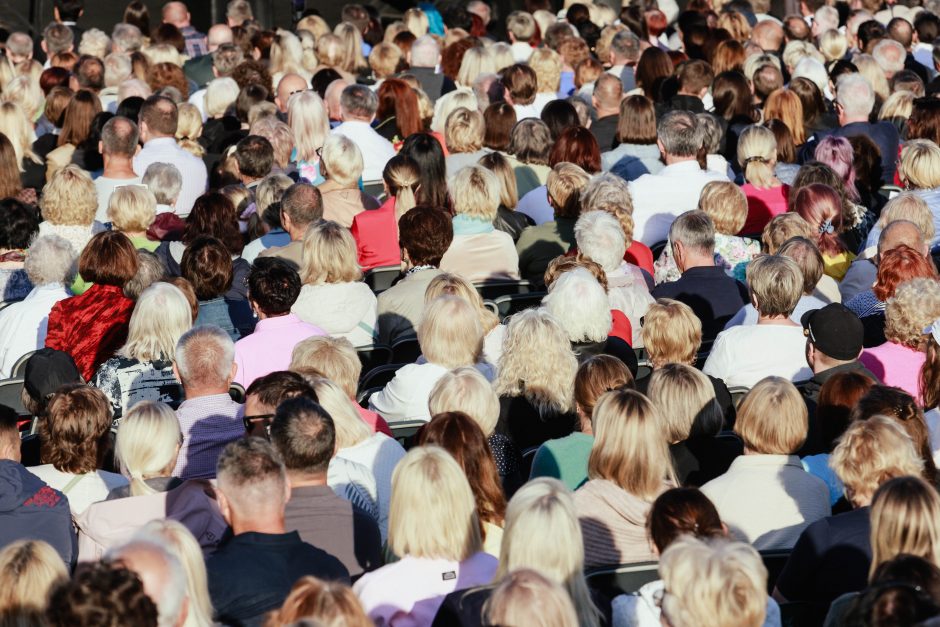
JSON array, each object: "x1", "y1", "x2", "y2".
[
  {"x1": 98, "y1": 140, "x2": 103, "y2": 154},
  {"x1": 172, "y1": 362, "x2": 182, "y2": 383},
  {"x1": 656, "y1": 138, "x2": 666, "y2": 154},
  {"x1": 216, "y1": 487, "x2": 233, "y2": 524},
  {"x1": 229, "y1": 361, "x2": 238, "y2": 385}
]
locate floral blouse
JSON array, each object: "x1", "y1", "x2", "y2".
[{"x1": 653, "y1": 233, "x2": 761, "y2": 285}]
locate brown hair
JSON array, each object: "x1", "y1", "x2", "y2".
[
  {"x1": 502, "y1": 64, "x2": 538, "y2": 105},
  {"x1": 483, "y1": 102, "x2": 516, "y2": 152},
  {"x1": 574, "y1": 355, "x2": 634, "y2": 418},
  {"x1": 549, "y1": 126, "x2": 601, "y2": 173},
  {"x1": 180, "y1": 236, "x2": 234, "y2": 300},
  {"x1": 58, "y1": 90, "x2": 101, "y2": 147},
  {"x1": 147, "y1": 62, "x2": 189, "y2": 99},
  {"x1": 139, "y1": 95, "x2": 178, "y2": 136},
  {"x1": 647, "y1": 487, "x2": 724, "y2": 553},
  {"x1": 183, "y1": 192, "x2": 244, "y2": 255},
  {"x1": 79, "y1": 231, "x2": 140, "y2": 287},
  {"x1": 163, "y1": 277, "x2": 199, "y2": 322},
  {"x1": 817, "y1": 371, "x2": 876, "y2": 450},
  {"x1": 40, "y1": 384, "x2": 112, "y2": 474},
  {"x1": 0, "y1": 134, "x2": 23, "y2": 198},
  {"x1": 616, "y1": 94, "x2": 657, "y2": 145},
  {"x1": 635, "y1": 47, "x2": 672, "y2": 99}
]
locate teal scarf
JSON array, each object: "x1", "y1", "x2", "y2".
[{"x1": 453, "y1": 214, "x2": 495, "y2": 235}]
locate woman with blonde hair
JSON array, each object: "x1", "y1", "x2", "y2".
[
  {"x1": 444, "y1": 107, "x2": 490, "y2": 176},
  {"x1": 288, "y1": 90, "x2": 331, "y2": 184},
  {"x1": 371, "y1": 295, "x2": 490, "y2": 422},
  {"x1": 528, "y1": 48, "x2": 563, "y2": 114},
  {"x1": 764, "y1": 87, "x2": 806, "y2": 147},
  {"x1": 317, "y1": 134, "x2": 380, "y2": 228},
  {"x1": 38, "y1": 163, "x2": 104, "y2": 255},
  {"x1": 403, "y1": 8, "x2": 429, "y2": 37},
  {"x1": 433, "y1": 478, "x2": 604, "y2": 627},
  {"x1": 0, "y1": 101, "x2": 44, "y2": 192},
  {"x1": 423, "y1": 272, "x2": 502, "y2": 365},
  {"x1": 353, "y1": 446, "x2": 498, "y2": 624},
  {"x1": 0, "y1": 540, "x2": 68, "y2": 613},
  {"x1": 495, "y1": 308, "x2": 579, "y2": 451},
  {"x1": 107, "y1": 185, "x2": 158, "y2": 251},
  {"x1": 334, "y1": 22, "x2": 368, "y2": 76},
  {"x1": 267, "y1": 576, "x2": 371, "y2": 627},
  {"x1": 176, "y1": 102, "x2": 205, "y2": 159},
  {"x1": 269, "y1": 29, "x2": 311, "y2": 85},
  {"x1": 574, "y1": 388, "x2": 675, "y2": 567},
  {"x1": 485, "y1": 570, "x2": 579, "y2": 627},
  {"x1": 291, "y1": 220, "x2": 377, "y2": 347},
  {"x1": 869, "y1": 475, "x2": 940, "y2": 577},
  {"x1": 818, "y1": 29, "x2": 848, "y2": 63},
  {"x1": 479, "y1": 151, "x2": 532, "y2": 241},
  {"x1": 430, "y1": 88, "x2": 479, "y2": 136},
  {"x1": 351, "y1": 154, "x2": 420, "y2": 270},
  {"x1": 110, "y1": 400, "x2": 181, "y2": 498},
  {"x1": 456, "y1": 47, "x2": 496, "y2": 88},
  {"x1": 737, "y1": 124, "x2": 790, "y2": 236},
  {"x1": 879, "y1": 89, "x2": 915, "y2": 135},
  {"x1": 701, "y1": 377, "x2": 830, "y2": 549}
]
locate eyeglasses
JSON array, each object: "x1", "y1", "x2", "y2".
[
  {"x1": 243, "y1": 414, "x2": 275, "y2": 437},
  {"x1": 315, "y1": 146, "x2": 323, "y2": 158}
]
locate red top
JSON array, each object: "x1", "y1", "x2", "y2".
[
  {"x1": 45, "y1": 283, "x2": 136, "y2": 381},
  {"x1": 609, "y1": 309, "x2": 633, "y2": 345},
  {"x1": 357, "y1": 405, "x2": 393, "y2": 437},
  {"x1": 624, "y1": 241, "x2": 654, "y2": 276},
  {"x1": 351, "y1": 197, "x2": 401, "y2": 271},
  {"x1": 740, "y1": 183, "x2": 790, "y2": 236}
]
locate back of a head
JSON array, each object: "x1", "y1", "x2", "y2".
[
  {"x1": 140, "y1": 95, "x2": 178, "y2": 137},
  {"x1": 215, "y1": 437, "x2": 288, "y2": 518},
  {"x1": 735, "y1": 377, "x2": 807, "y2": 455},
  {"x1": 575, "y1": 210, "x2": 626, "y2": 273},
  {"x1": 340, "y1": 83, "x2": 378, "y2": 119},
  {"x1": 41, "y1": 385, "x2": 112, "y2": 474},
  {"x1": 647, "y1": 487, "x2": 724, "y2": 554},
  {"x1": 268, "y1": 397, "x2": 335, "y2": 477},
  {"x1": 870, "y1": 475, "x2": 940, "y2": 579},
  {"x1": 174, "y1": 325, "x2": 235, "y2": 390},
  {"x1": 670, "y1": 210, "x2": 715, "y2": 256},
  {"x1": 485, "y1": 569, "x2": 579, "y2": 627},
  {"x1": 101, "y1": 116, "x2": 139, "y2": 157},
  {"x1": 836, "y1": 72, "x2": 876, "y2": 119},
  {"x1": 880, "y1": 218, "x2": 927, "y2": 256},
  {"x1": 418, "y1": 295, "x2": 483, "y2": 369},
  {"x1": 116, "y1": 401, "x2": 181, "y2": 497},
  {"x1": 648, "y1": 363, "x2": 723, "y2": 442},
  {"x1": 746, "y1": 254, "x2": 803, "y2": 317},
  {"x1": 234, "y1": 134, "x2": 274, "y2": 180},
  {"x1": 266, "y1": 576, "x2": 372, "y2": 626},
  {"x1": 248, "y1": 257, "x2": 301, "y2": 318},
  {"x1": 427, "y1": 367, "x2": 500, "y2": 437},
  {"x1": 0, "y1": 539, "x2": 68, "y2": 613},
  {"x1": 280, "y1": 182, "x2": 323, "y2": 229},
  {"x1": 542, "y1": 267, "x2": 611, "y2": 344},
  {"x1": 107, "y1": 539, "x2": 187, "y2": 627},
  {"x1": 47, "y1": 562, "x2": 158, "y2": 627}
]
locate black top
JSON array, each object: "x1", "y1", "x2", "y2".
[
  {"x1": 775, "y1": 506, "x2": 872, "y2": 623},
  {"x1": 590, "y1": 115, "x2": 619, "y2": 152},
  {"x1": 497, "y1": 394, "x2": 578, "y2": 452},
  {"x1": 797, "y1": 361, "x2": 879, "y2": 456},
  {"x1": 206, "y1": 530, "x2": 350, "y2": 627},
  {"x1": 20, "y1": 157, "x2": 46, "y2": 192},
  {"x1": 636, "y1": 373, "x2": 736, "y2": 430},
  {"x1": 572, "y1": 336, "x2": 639, "y2": 377},
  {"x1": 670, "y1": 436, "x2": 742, "y2": 487},
  {"x1": 804, "y1": 121, "x2": 900, "y2": 185},
  {"x1": 409, "y1": 67, "x2": 457, "y2": 103},
  {"x1": 494, "y1": 206, "x2": 534, "y2": 242},
  {"x1": 651, "y1": 266, "x2": 750, "y2": 345}
]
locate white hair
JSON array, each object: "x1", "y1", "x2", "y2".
[
  {"x1": 814, "y1": 6, "x2": 839, "y2": 32},
  {"x1": 542, "y1": 268, "x2": 611, "y2": 343},
  {"x1": 872, "y1": 39, "x2": 906, "y2": 75},
  {"x1": 175, "y1": 325, "x2": 235, "y2": 388},
  {"x1": 107, "y1": 540, "x2": 188, "y2": 627},
  {"x1": 836, "y1": 72, "x2": 876, "y2": 119},
  {"x1": 111, "y1": 23, "x2": 143, "y2": 54},
  {"x1": 410, "y1": 35, "x2": 440, "y2": 68},
  {"x1": 24, "y1": 234, "x2": 75, "y2": 286},
  {"x1": 575, "y1": 211, "x2": 626, "y2": 272},
  {"x1": 790, "y1": 57, "x2": 828, "y2": 94},
  {"x1": 121, "y1": 283, "x2": 192, "y2": 363},
  {"x1": 143, "y1": 162, "x2": 183, "y2": 205},
  {"x1": 118, "y1": 78, "x2": 152, "y2": 102},
  {"x1": 104, "y1": 53, "x2": 133, "y2": 88},
  {"x1": 205, "y1": 76, "x2": 239, "y2": 119},
  {"x1": 431, "y1": 88, "x2": 478, "y2": 134},
  {"x1": 78, "y1": 28, "x2": 111, "y2": 59}
]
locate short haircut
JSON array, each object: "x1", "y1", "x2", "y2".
[
  {"x1": 574, "y1": 355, "x2": 634, "y2": 419},
  {"x1": 79, "y1": 230, "x2": 140, "y2": 287},
  {"x1": 369, "y1": 42, "x2": 402, "y2": 79},
  {"x1": 180, "y1": 236, "x2": 233, "y2": 300},
  {"x1": 735, "y1": 377, "x2": 808, "y2": 454},
  {"x1": 501, "y1": 64, "x2": 538, "y2": 106},
  {"x1": 698, "y1": 180, "x2": 747, "y2": 235},
  {"x1": 269, "y1": 397, "x2": 335, "y2": 475},
  {"x1": 234, "y1": 135, "x2": 274, "y2": 179},
  {"x1": 658, "y1": 110, "x2": 703, "y2": 158},
  {"x1": 46, "y1": 562, "x2": 158, "y2": 627},
  {"x1": 546, "y1": 162, "x2": 590, "y2": 220},
  {"x1": 205, "y1": 77, "x2": 239, "y2": 118},
  {"x1": 339, "y1": 83, "x2": 378, "y2": 118},
  {"x1": 444, "y1": 107, "x2": 484, "y2": 153},
  {"x1": 280, "y1": 183, "x2": 323, "y2": 229},
  {"x1": 647, "y1": 487, "x2": 724, "y2": 554},
  {"x1": 836, "y1": 72, "x2": 876, "y2": 119},
  {"x1": 248, "y1": 257, "x2": 301, "y2": 317},
  {"x1": 139, "y1": 95, "x2": 178, "y2": 136},
  {"x1": 216, "y1": 437, "x2": 287, "y2": 512},
  {"x1": 900, "y1": 139, "x2": 940, "y2": 190},
  {"x1": 610, "y1": 30, "x2": 640, "y2": 62},
  {"x1": 101, "y1": 116, "x2": 139, "y2": 157},
  {"x1": 419, "y1": 296, "x2": 483, "y2": 369},
  {"x1": 212, "y1": 44, "x2": 244, "y2": 76},
  {"x1": 41, "y1": 164, "x2": 97, "y2": 226},
  {"x1": 108, "y1": 185, "x2": 156, "y2": 233},
  {"x1": 175, "y1": 325, "x2": 235, "y2": 389},
  {"x1": 507, "y1": 11, "x2": 537, "y2": 41},
  {"x1": 746, "y1": 254, "x2": 803, "y2": 317},
  {"x1": 677, "y1": 59, "x2": 714, "y2": 94},
  {"x1": 142, "y1": 162, "x2": 182, "y2": 206},
  {"x1": 450, "y1": 165, "x2": 500, "y2": 220},
  {"x1": 398, "y1": 205, "x2": 453, "y2": 267},
  {"x1": 670, "y1": 210, "x2": 715, "y2": 256},
  {"x1": 24, "y1": 234, "x2": 75, "y2": 286},
  {"x1": 290, "y1": 335, "x2": 360, "y2": 398},
  {"x1": 43, "y1": 23, "x2": 74, "y2": 56},
  {"x1": 509, "y1": 118, "x2": 552, "y2": 166},
  {"x1": 762, "y1": 212, "x2": 814, "y2": 253},
  {"x1": 41, "y1": 384, "x2": 112, "y2": 474},
  {"x1": 575, "y1": 210, "x2": 625, "y2": 272},
  {"x1": 299, "y1": 220, "x2": 361, "y2": 285},
  {"x1": 641, "y1": 298, "x2": 703, "y2": 368},
  {"x1": 428, "y1": 367, "x2": 501, "y2": 437},
  {"x1": 777, "y1": 236, "x2": 825, "y2": 294},
  {"x1": 320, "y1": 134, "x2": 363, "y2": 187}
]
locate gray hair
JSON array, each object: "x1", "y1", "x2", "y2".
[
  {"x1": 670, "y1": 210, "x2": 715, "y2": 255},
  {"x1": 211, "y1": 43, "x2": 244, "y2": 77},
  {"x1": 215, "y1": 437, "x2": 287, "y2": 510},
  {"x1": 411, "y1": 35, "x2": 441, "y2": 68},
  {"x1": 101, "y1": 116, "x2": 140, "y2": 157},
  {"x1": 24, "y1": 235, "x2": 75, "y2": 286},
  {"x1": 581, "y1": 172, "x2": 633, "y2": 214},
  {"x1": 696, "y1": 113, "x2": 723, "y2": 154},
  {"x1": 575, "y1": 210, "x2": 626, "y2": 272},
  {"x1": 814, "y1": 6, "x2": 839, "y2": 32},
  {"x1": 658, "y1": 110, "x2": 703, "y2": 158},
  {"x1": 143, "y1": 162, "x2": 183, "y2": 205},
  {"x1": 42, "y1": 22, "x2": 73, "y2": 56},
  {"x1": 872, "y1": 38, "x2": 906, "y2": 75},
  {"x1": 111, "y1": 23, "x2": 143, "y2": 54},
  {"x1": 124, "y1": 251, "x2": 167, "y2": 300},
  {"x1": 836, "y1": 72, "x2": 876, "y2": 119},
  {"x1": 107, "y1": 540, "x2": 187, "y2": 627},
  {"x1": 542, "y1": 267, "x2": 612, "y2": 343},
  {"x1": 340, "y1": 84, "x2": 378, "y2": 118},
  {"x1": 103, "y1": 53, "x2": 133, "y2": 88},
  {"x1": 78, "y1": 28, "x2": 111, "y2": 58},
  {"x1": 175, "y1": 325, "x2": 235, "y2": 388},
  {"x1": 6, "y1": 33, "x2": 33, "y2": 57},
  {"x1": 610, "y1": 30, "x2": 640, "y2": 62}
]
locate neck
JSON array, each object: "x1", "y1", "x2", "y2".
[
  {"x1": 680, "y1": 253, "x2": 714, "y2": 270},
  {"x1": 664, "y1": 154, "x2": 697, "y2": 166},
  {"x1": 124, "y1": 230, "x2": 146, "y2": 240},
  {"x1": 842, "y1": 115, "x2": 868, "y2": 125},
  {"x1": 145, "y1": 133, "x2": 172, "y2": 143},
  {"x1": 814, "y1": 356, "x2": 853, "y2": 374},
  {"x1": 343, "y1": 116, "x2": 370, "y2": 124},
  {"x1": 103, "y1": 154, "x2": 137, "y2": 178},
  {"x1": 231, "y1": 512, "x2": 286, "y2": 535},
  {"x1": 183, "y1": 383, "x2": 230, "y2": 398},
  {"x1": 757, "y1": 313, "x2": 797, "y2": 326},
  {"x1": 288, "y1": 223, "x2": 308, "y2": 241},
  {"x1": 597, "y1": 106, "x2": 618, "y2": 118},
  {"x1": 287, "y1": 469, "x2": 328, "y2": 488}
]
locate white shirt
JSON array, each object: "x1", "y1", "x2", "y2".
[
  {"x1": 701, "y1": 455, "x2": 830, "y2": 550},
  {"x1": 188, "y1": 88, "x2": 208, "y2": 121},
  {"x1": 94, "y1": 175, "x2": 142, "y2": 223},
  {"x1": 0, "y1": 283, "x2": 71, "y2": 378},
  {"x1": 133, "y1": 137, "x2": 208, "y2": 216},
  {"x1": 510, "y1": 41, "x2": 534, "y2": 62},
  {"x1": 512, "y1": 102, "x2": 543, "y2": 121},
  {"x1": 331, "y1": 120, "x2": 396, "y2": 182},
  {"x1": 28, "y1": 466, "x2": 128, "y2": 516},
  {"x1": 702, "y1": 324, "x2": 813, "y2": 389},
  {"x1": 370, "y1": 362, "x2": 495, "y2": 423},
  {"x1": 628, "y1": 160, "x2": 727, "y2": 245},
  {"x1": 336, "y1": 432, "x2": 406, "y2": 542}
]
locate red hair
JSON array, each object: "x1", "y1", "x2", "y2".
[
  {"x1": 874, "y1": 244, "x2": 938, "y2": 302},
  {"x1": 376, "y1": 78, "x2": 422, "y2": 140},
  {"x1": 549, "y1": 126, "x2": 601, "y2": 173},
  {"x1": 792, "y1": 183, "x2": 846, "y2": 256}
]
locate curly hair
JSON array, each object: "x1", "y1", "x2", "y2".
[
  {"x1": 39, "y1": 384, "x2": 112, "y2": 474},
  {"x1": 147, "y1": 62, "x2": 189, "y2": 99},
  {"x1": 231, "y1": 59, "x2": 273, "y2": 95},
  {"x1": 248, "y1": 257, "x2": 301, "y2": 317},
  {"x1": 885, "y1": 278, "x2": 940, "y2": 349},
  {"x1": 46, "y1": 562, "x2": 158, "y2": 627},
  {"x1": 40, "y1": 164, "x2": 97, "y2": 225}
]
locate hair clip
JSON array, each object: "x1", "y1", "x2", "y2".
[
  {"x1": 819, "y1": 219, "x2": 835, "y2": 235},
  {"x1": 743, "y1": 156, "x2": 767, "y2": 165}
]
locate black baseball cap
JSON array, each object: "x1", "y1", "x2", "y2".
[
  {"x1": 800, "y1": 304, "x2": 865, "y2": 361},
  {"x1": 23, "y1": 349, "x2": 83, "y2": 401}
]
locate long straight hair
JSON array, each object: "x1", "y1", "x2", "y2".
[{"x1": 870, "y1": 476, "x2": 940, "y2": 580}]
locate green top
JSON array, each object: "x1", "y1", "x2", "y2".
[
  {"x1": 515, "y1": 217, "x2": 577, "y2": 284},
  {"x1": 70, "y1": 235, "x2": 160, "y2": 295},
  {"x1": 529, "y1": 431, "x2": 594, "y2": 492}
]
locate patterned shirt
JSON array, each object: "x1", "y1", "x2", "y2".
[
  {"x1": 92, "y1": 355, "x2": 181, "y2": 424},
  {"x1": 180, "y1": 25, "x2": 207, "y2": 58},
  {"x1": 173, "y1": 393, "x2": 244, "y2": 480}
]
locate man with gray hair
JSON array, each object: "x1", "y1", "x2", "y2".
[
  {"x1": 5, "y1": 32, "x2": 34, "y2": 69},
  {"x1": 407, "y1": 35, "x2": 456, "y2": 102},
  {"x1": 331, "y1": 84, "x2": 395, "y2": 182},
  {"x1": 108, "y1": 539, "x2": 189, "y2": 627},
  {"x1": 0, "y1": 235, "x2": 75, "y2": 378},
  {"x1": 652, "y1": 210, "x2": 749, "y2": 344},
  {"x1": 207, "y1": 437, "x2": 349, "y2": 626},
  {"x1": 607, "y1": 31, "x2": 641, "y2": 91},
  {"x1": 95, "y1": 116, "x2": 141, "y2": 222},
  {"x1": 258, "y1": 182, "x2": 324, "y2": 268},
  {"x1": 41, "y1": 22, "x2": 74, "y2": 64},
  {"x1": 142, "y1": 162, "x2": 183, "y2": 215},
  {"x1": 100, "y1": 53, "x2": 133, "y2": 112},
  {"x1": 627, "y1": 111, "x2": 727, "y2": 245},
  {"x1": 171, "y1": 325, "x2": 243, "y2": 480},
  {"x1": 111, "y1": 23, "x2": 143, "y2": 54}
]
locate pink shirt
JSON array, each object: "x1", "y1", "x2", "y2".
[
  {"x1": 860, "y1": 341, "x2": 926, "y2": 402},
  {"x1": 358, "y1": 405, "x2": 393, "y2": 437},
  {"x1": 741, "y1": 183, "x2": 789, "y2": 236},
  {"x1": 233, "y1": 313, "x2": 326, "y2": 388}
]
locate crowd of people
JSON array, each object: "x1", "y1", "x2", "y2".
[{"x1": 1, "y1": 0, "x2": 940, "y2": 624}]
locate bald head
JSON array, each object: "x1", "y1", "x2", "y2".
[
  {"x1": 593, "y1": 73, "x2": 623, "y2": 115},
  {"x1": 162, "y1": 2, "x2": 191, "y2": 28},
  {"x1": 109, "y1": 541, "x2": 188, "y2": 627},
  {"x1": 753, "y1": 20, "x2": 784, "y2": 52},
  {"x1": 207, "y1": 24, "x2": 233, "y2": 51},
  {"x1": 276, "y1": 73, "x2": 308, "y2": 113},
  {"x1": 880, "y1": 219, "x2": 928, "y2": 257},
  {"x1": 324, "y1": 79, "x2": 349, "y2": 121}
]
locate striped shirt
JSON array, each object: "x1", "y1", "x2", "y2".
[{"x1": 173, "y1": 393, "x2": 244, "y2": 480}]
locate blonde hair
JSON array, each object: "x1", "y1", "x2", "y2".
[
  {"x1": 403, "y1": 8, "x2": 430, "y2": 37},
  {"x1": 877, "y1": 192, "x2": 935, "y2": 242},
  {"x1": 737, "y1": 124, "x2": 778, "y2": 189},
  {"x1": 41, "y1": 164, "x2": 97, "y2": 225},
  {"x1": 108, "y1": 184, "x2": 157, "y2": 233},
  {"x1": 290, "y1": 335, "x2": 361, "y2": 398},
  {"x1": 388, "y1": 446, "x2": 482, "y2": 560},
  {"x1": 870, "y1": 475, "x2": 940, "y2": 579},
  {"x1": 205, "y1": 77, "x2": 239, "y2": 119},
  {"x1": 853, "y1": 53, "x2": 890, "y2": 102},
  {"x1": 641, "y1": 298, "x2": 703, "y2": 368},
  {"x1": 479, "y1": 152, "x2": 519, "y2": 210},
  {"x1": 1, "y1": 76, "x2": 44, "y2": 123},
  {"x1": 763, "y1": 88, "x2": 806, "y2": 145},
  {"x1": 885, "y1": 278, "x2": 940, "y2": 349},
  {"x1": 138, "y1": 520, "x2": 214, "y2": 627},
  {"x1": 428, "y1": 367, "x2": 500, "y2": 436},
  {"x1": 176, "y1": 103, "x2": 205, "y2": 158},
  {"x1": 270, "y1": 30, "x2": 306, "y2": 78},
  {"x1": 879, "y1": 90, "x2": 914, "y2": 125},
  {"x1": 0, "y1": 101, "x2": 40, "y2": 168},
  {"x1": 288, "y1": 90, "x2": 330, "y2": 163},
  {"x1": 648, "y1": 364, "x2": 723, "y2": 443},
  {"x1": 818, "y1": 29, "x2": 848, "y2": 62},
  {"x1": 308, "y1": 377, "x2": 371, "y2": 449},
  {"x1": 659, "y1": 536, "x2": 768, "y2": 627},
  {"x1": 735, "y1": 377, "x2": 808, "y2": 454},
  {"x1": 546, "y1": 163, "x2": 590, "y2": 218},
  {"x1": 297, "y1": 15, "x2": 330, "y2": 39},
  {"x1": 142, "y1": 43, "x2": 184, "y2": 66},
  {"x1": 115, "y1": 401, "x2": 182, "y2": 497},
  {"x1": 368, "y1": 42, "x2": 402, "y2": 80},
  {"x1": 320, "y1": 133, "x2": 363, "y2": 187},
  {"x1": 457, "y1": 47, "x2": 496, "y2": 87},
  {"x1": 449, "y1": 164, "x2": 500, "y2": 221},
  {"x1": 698, "y1": 180, "x2": 748, "y2": 235},
  {"x1": 529, "y1": 47, "x2": 562, "y2": 93},
  {"x1": 0, "y1": 540, "x2": 67, "y2": 612},
  {"x1": 485, "y1": 570, "x2": 579, "y2": 627},
  {"x1": 424, "y1": 273, "x2": 499, "y2": 334},
  {"x1": 264, "y1": 576, "x2": 371, "y2": 627},
  {"x1": 495, "y1": 308, "x2": 577, "y2": 414},
  {"x1": 762, "y1": 212, "x2": 814, "y2": 253},
  {"x1": 334, "y1": 22, "x2": 367, "y2": 73},
  {"x1": 120, "y1": 282, "x2": 192, "y2": 363},
  {"x1": 299, "y1": 220, "x2": 362, "y2": 285},
  {"x1": 899, "y1": 139, "x2": 940, "y2": 190},
  {"x1": 445, "y1": 107, "x2": 485, "y2": 153},
  {"x1": 431, "y1": 88, "x2": 478, "y2": 134},
  {"x1": 830, "y1": 416, "x2": 924, "y2": 507},
  {"x1": 746, "y1": 254, "x2": 803, "y2": 317},
  {"x1": 418, "y1": 296, "x2": 483, "y2": 369}
]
